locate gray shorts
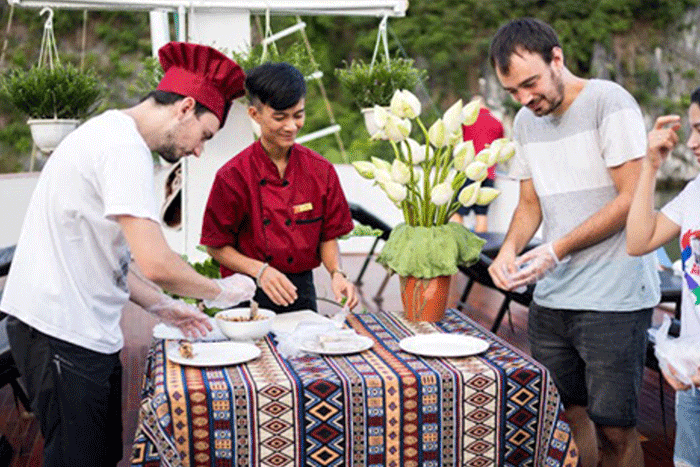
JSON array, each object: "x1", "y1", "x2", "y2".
[{"x1": 527, "y1": 302, "x2": 652, "y2": 427}]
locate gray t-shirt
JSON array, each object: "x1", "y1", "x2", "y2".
[{"x1": 509, "y1": 79, "x2": 660, "y2": 311}]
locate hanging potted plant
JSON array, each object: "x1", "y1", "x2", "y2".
[
  {"x1": 0, "y1": 63, "x2": 103, "y2": 153},
  {"x1": 335, "y1": 55, "x2": 426, "y2": 136},
  {"x1": 0, "y1": 8, "x2": 102, "y2": 154},
  {"x1": 352, "y1": 90, "x2": 516, "y2": 322}
]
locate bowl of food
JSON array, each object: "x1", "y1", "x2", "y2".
[{"x1": 214, "y1": 307, "x2": 276, "y2": 341}]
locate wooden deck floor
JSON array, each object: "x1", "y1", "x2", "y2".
[{"x1": 0, "y1": 253, "x2": 677, "y2": 466}]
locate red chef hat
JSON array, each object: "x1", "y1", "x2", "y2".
[{"x1": 157, "y1": 42, "x2": 245, "y2": 125}]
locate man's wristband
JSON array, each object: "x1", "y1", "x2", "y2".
[
  {"x1": 255, "y1": 262, "x2": 269, "y2": 287},
  {"x1": 330, "y1": 268, "x2": 347, "y2": 279}
]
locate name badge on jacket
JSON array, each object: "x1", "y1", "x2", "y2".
[{"x1": 293, "y1": 202, "x2": 313, "y2": 214}]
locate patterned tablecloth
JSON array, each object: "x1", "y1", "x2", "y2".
[{"x1": 131, "y1": 309, "x2": 579, "y2": 467}]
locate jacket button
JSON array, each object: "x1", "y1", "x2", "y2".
[
  {"x1": 259, "y1": 179, "x2": 267, "y2": 186},
  {"x1": 287, "y1": 256, "x2": 293, "y2": 263},
  {"x1": 263, "y1": 218, "x2": 271, "y2": 226},
  {"x1": 285, "y1": 219, "x2": 291, "y2": 226},
  {"x1": 282, "y1": 179, "x2": 290, "y2": 187},
  {"x1": 265, "y1": 255, "x2": 272, "y2": 262}
]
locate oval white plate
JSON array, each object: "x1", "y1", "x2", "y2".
[
  {"x1": 399, "y1": 333, "x2": 489, "y2": 357},
  {"x1": 299, "y1": 335, "x2": 374, "y2": 355},
  {"x1": 166, "y1": 341, "x2": 261, "y2": 367}
]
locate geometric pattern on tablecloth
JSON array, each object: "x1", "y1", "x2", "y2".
[{"x1": 245, "y1": 340, "x2": 299, "y2": 467}]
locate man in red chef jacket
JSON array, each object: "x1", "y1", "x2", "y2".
[{"x1": 201, "y1": 62, "x2": 358, "y2": 313}]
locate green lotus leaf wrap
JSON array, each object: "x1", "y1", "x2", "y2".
[{"x1": 376, "y1": 223, "x2": 486, "y2": 278}]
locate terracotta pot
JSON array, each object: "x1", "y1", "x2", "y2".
[{"x1": 399, "y1": 275, "x2": 451, "y2": 322}]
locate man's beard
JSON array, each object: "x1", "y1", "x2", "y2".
[
  {"x1": 534, "y1": 71, "x2": 565, "y2": 116},
  {"x1": 156, "y1": 131, "x2": 179, "y2": 163}
]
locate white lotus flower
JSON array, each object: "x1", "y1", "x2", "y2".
[
  {"x1": 447, "y1": 131, "x2": 463, "y2": 146},
  {"x1": 384, "y1": 115, "x2": 411, "y2": 142},
  {"x1": 497, "y1": 141, "x2": 516, "y2": 163},
  {"x1": 428, "y1": 118, "x2": 447, "y2": 148},
  {"x1": 371, "y1": 156, "x2": 391, "y2": 172},
  {"x1": 373, "y1": 105, "x2": 390, "y2": 129},
  {"x1": 488, "y1": 138, "x2": 506, "y2": 159},
  {"x1": 390, "y1": 89, "x2": 421, "y2": 119},
  {"x1": 391, "y1": 159, "x2": 411, "y2": 185},
  {"x1": 458, "y1": 181, "x2": 481, "y2": 207},
  {"x1": 401, "y1": 138, "x2": 423, "y2": 164},
  {"x1": 476, "y1": 187, "x2": 500, "y2": 205},
  {"x1": 381, "y1": 181, "x2": 407, "y2": 203},
  {"x1": 443, "y1": 99, "x2": 463, "y2": 133},
  {"x1": 352, "y1": 161, "x2": 375, "y2": 179},
  {"x1": 462, "y1": 99, "x2": 481, "y2": 126},
  {"x1": 373, "y1": 167, "x2": 392, "y2": 185},
  {"x1": 430, "y1": 182, "x2": 454, "y2": 206},
  {"x1": 476, "y1": 147, "x2": 498, "y2": 166},
  {"x1": 453, "y1": 141, "x2": 475, "y2": 171},
  {"x1": 465, "y1": 160, "x2": 489, "y2": 182}
]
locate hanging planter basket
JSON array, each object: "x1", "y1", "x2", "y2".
[{"x1": 27, "y1": 118, "x2": 80, "y2": 153}]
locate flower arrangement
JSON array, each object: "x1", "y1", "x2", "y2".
[{"x1": 352, "y1": 89, "x2": 516, "y2": 279}]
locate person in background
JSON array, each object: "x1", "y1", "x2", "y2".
[
  {"x1": 450, "y1": 95, "x2": 504, "y2": 232},
  {"x1": 486, "y1": 18, "x2": 660, "y2": 467},
  {"x1": 201, "y1": 62, "x2": 358, "y2": 313},
  {"x1": 0, "y1": 42, "x2": 257, "y2": 467},
  {"x1": 627, "y1": 86, "x2": 700, "y2": 467}
]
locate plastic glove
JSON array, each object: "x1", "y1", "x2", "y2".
[
  {"x1": 146, "y1": 295, "x2": 213, "y2": 338},
  {"x1": 203, "y1": 273, "x2": 256, "y2": 309},
  {"x1": 507, "y1": 242, "x2": 567, "y2": 290}
]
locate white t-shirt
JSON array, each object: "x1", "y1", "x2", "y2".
[
  {"x1": 509, "y1": 79, "x2": 660, "y2": 311},
  {"x1": 661, "y1": 177, "x2": 700, "y2": 337},
  {"x1": 0, "y1": 110, "x2": 160, "y2": 354}
]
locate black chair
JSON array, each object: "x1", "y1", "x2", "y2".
[
  {"x1": 457, "y1": 233, "x2": 540, "y2": 333},
  {"x1": 457, "y1": 253, "x2": 535, "y2": 333},
  {"x1": 348, "y1": 203, "x2": 394, "y2": 301}
]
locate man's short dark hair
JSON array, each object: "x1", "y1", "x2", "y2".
[
  {"x1": 489, "y1": 17, "x2": 561, "y2": 75},
  {"x1": 143, "y1": 90, "x2": 212, "y2": 117},
  {"x1": 245, "y1": 62, "x2": 306, "y2": 110},
  {"x1": 691, "y1": 87, "x2": 700, "y2": 107}
]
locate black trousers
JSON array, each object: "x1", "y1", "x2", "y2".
[
  {"x1": 6, "y1": 317, "x2": 123, "y2": 467},
  {"x1": 244, "y1": 270, "x2": 317, "y2": 313}
]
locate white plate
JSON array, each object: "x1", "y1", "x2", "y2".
[
  {"x1": 299, "y1": 335, "x2": 374, "y2": 355},
  {"x1": 399, "y1": 333, "x2": 489, "y2": 358},
  {"x1": 271, "y1": 310, "x2": 333, "y2": 335},
  {"x1": 166, "y1": 341, "x2": 261, "y2": 367}
]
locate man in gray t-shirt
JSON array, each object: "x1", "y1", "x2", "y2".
[{"x1": 487, "y1": 18, "x2": 659, "y2": 467}]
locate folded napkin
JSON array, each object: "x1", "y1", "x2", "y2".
[
  {"x1": 152, "y1": 317, "x2": 227, "y2": 342},
  {"x1": 276, "y1": 308, "x2": 353, "y2": 358}
]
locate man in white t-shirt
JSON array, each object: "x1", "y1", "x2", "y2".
[
  {"x1": 0, "y1": 42, "x2": 256, "y2": 466},
  {"x1": 627, "y1": 86, "x2": 700, "y2": 467},
  {"x1": 486, "y1": 18, "x2": 660, "y2": 467}
]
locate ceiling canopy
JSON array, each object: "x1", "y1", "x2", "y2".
[{"x1": 7, "y1": 0, "x2": 408, "y2": 16}]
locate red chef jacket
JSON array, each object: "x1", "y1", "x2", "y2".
[{"x1": 201, "y1": 140, "x2": 354, "y2": 277}]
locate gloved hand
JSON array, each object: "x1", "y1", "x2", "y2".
[
  {"x1": 146, "y1": 295, "x2": 213, "y2": 338},
  {"x1": 203, "y1": 273, "x2": 256, "y2": 309},
  {"x1": 507, "y1": 242, "x2": 568, "y2": 290}
]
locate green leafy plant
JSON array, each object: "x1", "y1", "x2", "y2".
[
  {"x1": 0, "y1": 63, "x2": 103, "y2": 119},
  {"x1": 335, "y1": 55, "x2": 427, "y2": 109},
  {"x1": 230, "y1": 41, "x2": 316, "y2": 77}
]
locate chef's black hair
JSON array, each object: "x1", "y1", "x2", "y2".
[{"x1": 245, "y1": 62, "x2": 306, "y2": 111}]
